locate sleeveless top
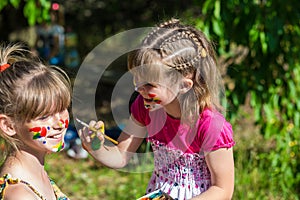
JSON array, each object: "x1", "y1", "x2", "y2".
[{"x1": 0, "y1": 174, "x2": 69, "y2": 200}]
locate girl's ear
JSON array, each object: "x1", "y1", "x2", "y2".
[
  {"x1": 179, "y1": 78, "x2": 193, "y2": 94},
  {"x1": 0, "y1": 114, "x2": 17, "y2": 136}
]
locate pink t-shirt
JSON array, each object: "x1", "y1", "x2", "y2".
[{"x1": 130, "y1": 95, "x2": 235, "y2": 153}]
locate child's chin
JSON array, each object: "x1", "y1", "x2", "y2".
[
  {"x1": 50, "y1": 141, "x2": 65, "y2": 153},
  {"x1": 148, "y1": 104, "x2": 163, "y2": 111}
]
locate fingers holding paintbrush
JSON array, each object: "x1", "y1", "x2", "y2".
[{"x1": 76, "y1": 118, "x2": 118, "y2": 149}]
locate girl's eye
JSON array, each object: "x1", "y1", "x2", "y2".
[
  {"x1": 145, "y1": 83, "x2": 156, "y2": 88},
  {"x1": 135, "y1": 82, "x2": 157, "y2": 92},
  {"x1": 37, "y1": 115, "x2": 50, "y2": 121}
]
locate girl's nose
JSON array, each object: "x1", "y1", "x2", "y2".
[
  {"x1": 51, "y1": 113, "x2": 61, "y2": 127},
  {"x1": 53, "y1": 112, "x2": 67, "y2": 128}
]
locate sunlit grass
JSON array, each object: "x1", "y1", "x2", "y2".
[{"x1": 45, "y1": 152, "x2": 152, "y2": 200}]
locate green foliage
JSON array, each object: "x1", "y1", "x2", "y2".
[
  {"x1": 0, "y1": 0, "x2": 51, "y2": 25},
  {"x1": 1, "y1": 0, "x2": 300, "y2": 198},
  {"x1": 189, "y1": 0, "x2": 300, "y2": 198}
]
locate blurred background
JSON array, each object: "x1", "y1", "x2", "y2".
[{"x1": 0, "y1": 0, "x2": 300, "y2": 199}]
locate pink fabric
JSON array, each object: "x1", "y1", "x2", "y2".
[
  {"x1": 130, "y1": 95, "x2": 235, "y2": 153},
  {"x1": 131, "y1": 95, "x2": 235, "y2": 199}
]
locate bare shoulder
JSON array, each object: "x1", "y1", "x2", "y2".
[{"x1": 3, "y1": 183, "x2": 39, "y2": 200}]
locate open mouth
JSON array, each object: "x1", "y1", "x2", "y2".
[
  {"x1": 47, "y1": 133, "x2": 63, "y2": 140},
  {"x1": 144, "y1": 98, "x2": 153, "y2": 103}
]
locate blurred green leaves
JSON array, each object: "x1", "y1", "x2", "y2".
[
  {"x1": 0, "y1": 0, "x2": 50, "y2": 25},
  {"x1": 1, "y1": 0, "x2": 300, "y2": 198},
  {"x1": 193, "y1": 0, "x2": 300, "y2": 198}
]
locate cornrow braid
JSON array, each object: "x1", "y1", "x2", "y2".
[
  {"x1": 142, "y1": 18, "x2": 185, "y2": 48},
  {"x1": 159, "y1": 29, "x2": 207, "y2": 71},
  {"x1": 158, "y1": 18, "x2": 181, "y2": 28},
  {"x1": 140, "y1": 19, "x2": 210, "y2": 73},
  {"x1": 128, "y1": 19, "x2": 223, "y2": 121}
]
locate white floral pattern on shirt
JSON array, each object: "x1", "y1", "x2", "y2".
[{"x1": 146, "y1": 139, "x2": 211, "y2": 200}]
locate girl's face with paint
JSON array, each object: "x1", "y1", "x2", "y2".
[
  {"x1": 18, "y1": 109, "x2": 69, "y2": 153},
  {"x1": 135, "y1": 81, "x2": 178, "y2": 111},
  {"x1": 132, "y1": 64, "x2": 182, "y2": 111}
]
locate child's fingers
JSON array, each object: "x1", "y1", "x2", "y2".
[
  {"x1": 88, "y1": 120, "x2": 97, "y2": 128},
  {"x1": 79, "y1": 125, "x2": 105, "y2": 151},
  {"x1": 95, "y1": 121, "x2": 105, "y2": 133},
  {"x1": 78, "y1": 127, "x2": 91, "y2": 150},
  {"x1": 88, "y1": 120, "x2": 105, "y2": 134},
  {"x1": 96, "y1": 131, "x2": 105, "y2": 141}
]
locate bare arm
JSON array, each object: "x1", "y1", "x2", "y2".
[
  {"x1": 78, "y1": 115, "x2": 147, "y2": 169},
  {"x1": 190, "y1": 148, "x2": 235, "y2": 200}
]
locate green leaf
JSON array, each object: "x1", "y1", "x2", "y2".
[
  {"x1": 214, "y1": 0, "x2": 221, "y2": 19},
  {"x1": 259, "y1": 31, "x2": 268, "y2": 54},
  {"x1": 287, "y1": 80, "x2": 296, "y2": 99},
  {"x1": 271, "y1": 94, "x2": 279, "y2": 110},
  {"x1": 23, "y1": 0, "x2": 36, "y2": 25},
  {"x1": 294, "y1": 112, "x2": 299, "y2": 128},
  {"x1": 263, "y1": 104, "x2": 274, "y2": 123},
  {"x1": 253, "y1": 105, "x2": 261, "y2": 122},
  {"x1": 0, "y1": 0, "x2": 8, "y2": 11},
  {"x1": 250, "y1": 91, "x2": 257, "y2": 107},
  {"x1": 202, "y1": 0, "x2": 214, "y2": 15},
  {"x1": 249, "y1": 27, "x2": 259, "y2": 43},
  {"x1": 9, "y1": 0, "x2": 20, "y2": 8},
  {"x1": 212, "y1": 19, "x2": 223, "y2": 36}
]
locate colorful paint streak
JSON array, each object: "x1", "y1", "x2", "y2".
[
  {"x1": 143, "y1": 93, "x2": 162, "y2": 110},
  {"x1": 29, "y1": 126, "x2": 50, "y2": 144},
  {"x1": 59, "y1": 119, "x2": 69, "y2": 128},
  {"x1": 52, "y1": 140, "x2": 65, "y2": 152},
  {"x1": 153, "y1": 97, "x2": 161, "y2": 104},
  {"x1": 28, "y1": 119, "x2": 68, "y2": 146}
]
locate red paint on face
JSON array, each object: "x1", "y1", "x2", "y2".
[
  {"x1": 40, "y1": 127, "x2": 47, "y2": 137},
  {"x1": 29, "y1": 126, "x2": 49, "y2": 139},
  {"x1": 59, "y1": 119, "x2": 69, "y2": 128},
  {"x1": 148, "y1": 93, "x2": 156, "y2": 98},
  {"x1": 64, "y1": 119, "x2": 69, "y2": 128},
  {"x1": 29, "y1": 126, "x2": 47, "y2": 137},
  {"x1": 29, "y1": 127, "x2": 41, "y2": 132},
  {"x1": 154, "y1": 100, "x2": 162, "y2": 104}
]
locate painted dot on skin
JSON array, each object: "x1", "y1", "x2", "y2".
[{"x1": 47, "y1": 126, "x2": 50, "y2": 130}]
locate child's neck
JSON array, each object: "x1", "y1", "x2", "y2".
[
  {"x1": 164, "y1": 99, "x2": 181, "y2": 119},
  {"x1": 1, "y1": 149, "x2": 46, "y2": 178}
]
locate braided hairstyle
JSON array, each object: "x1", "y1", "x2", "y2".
[{"x1": 128, "y1": 19, "x2": 224, "y2": 122}]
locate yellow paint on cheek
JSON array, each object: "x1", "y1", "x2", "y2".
[
  {"x1": 58, "y1": 121, "x2": 63, "y2": 128},
  {"x1": 52, "y1": 140, "x2": 64, "y2": 152}
]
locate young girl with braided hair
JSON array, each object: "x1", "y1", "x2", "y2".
[
  {"x1": 0, "y1": 43, "x2": 70, "y2": 200},
  {"x1": 79, "y1": 19, "x2": 235, "y2": 200}
]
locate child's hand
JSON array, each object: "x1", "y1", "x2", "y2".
[{"x1": 78, "y1": 120, "x2": 105, "y2": 152}]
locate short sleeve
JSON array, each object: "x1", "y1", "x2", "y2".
[
  {"x1": 199, "y1": 109, "x2": 235, "y2": 152},
  {"x1": 211, "y1": 121, "x2": 235, "y2": 151}
]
